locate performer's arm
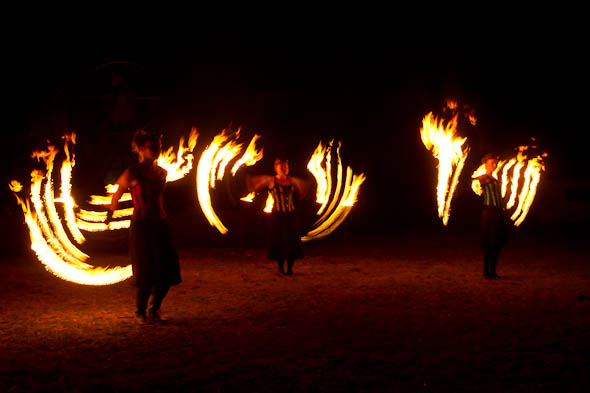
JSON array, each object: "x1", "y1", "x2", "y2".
[
  {"x1": 109, "y1": 169, "x2": 133, "y2": 212},
  {"x1": 246, "y1": 175, "x2": 273, "y2": 192}
]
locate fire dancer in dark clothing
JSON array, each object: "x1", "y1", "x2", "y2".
[
  {"x1": 473, "y1": 153, "x2": 508, "y2": 279},
  {"x1": 247, "y1": 158, "x2": 308, "y2": 275},
  {"x1": 108, "y1": 130, "x2": 181, "y2": 322}
]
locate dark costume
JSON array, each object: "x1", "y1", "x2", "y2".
[
  {"x1": 480, "y1": 178, "x2": 508, "y2": 277},
  {"x1": 128, "y1": 163, "x2": 181, "y2": 315},
  {"x1": 267, "y1": 181, "x2": 303, "y2": 274}
]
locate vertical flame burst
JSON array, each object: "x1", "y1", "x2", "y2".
[
  {"x1": 196, "y1": 130, "x2": 263, "y2": 234},
  {"x1": 420, "y1": 112, "x2": 470, "y2": 226},
  {"x1": 471, "y1": 146, "x2": 547, "y2": 226}
]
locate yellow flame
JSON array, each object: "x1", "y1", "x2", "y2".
[
  {"x1": 303, "y1": 141, "x2": 365, "y2": 242},
  {"x1": 307, "y1": 141, "x2": 331, "y2": 208},
  {"x1": 263, "y1": 192, "x2": 274, "y2": 213},
  {"x1": 13, "y1": 144, "x2": 132, "y2": 285},
  {"x1": 9, "y1": 180, "x2": 23, "y2": 192},
  {"x1": 196, "y1": 131, "x2": 265, "y2": 234},
  {"x1": 302, "y1": 167, "x2": 366, "y2": 241},
  {"x1": 506, "y1": 152, "x2": 526, "y2": 209},
  {"x1": 240, "y1": 192, "x2": 256, "y2": 202},
  {"x1": 420, "y1": 112, "x2": 469, "y2": 225},
  {"x1": 157, "y1": 128, "x2": 199, "y2": 182},
  {"x1": 231, "y1": 134, "x2": 263, "y2": 175},
  {"x1": 470, "y1": 149, "x2": 546, "y2": 227},
  {"x1": 57, "y1": 133, "x2": 86, "y2": 244},
  {"x1": 11, "y1": 192, "x2": 132, "y2": 285}
]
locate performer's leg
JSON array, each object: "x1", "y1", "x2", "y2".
[
  {"x1": 490, "y1": 248, "x2": 500, "y2": 277},
  {"x1": 149, "y1": 285, "x2": 170, "y2": 315},
  {"x1": 287, "y1": 258, "x2": 294, "y2": 275},
  {"x1": 483, "y1": 251, "x2": 492, "y2": 277},
  {"x1": 277, "y1": 258, "x2": 285, "y2": 274},
  {"x1": 136, "y1": 287, "x2": 150, "y2": 316}
]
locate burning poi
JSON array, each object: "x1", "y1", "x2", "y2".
[
  {"x1": 10, "y1": 129, "x2": 199, "y2": 285},
  {"x1": 420, "y1": 100, "x2": 473, "y2": 225},
  {"x1": 471, "y1": 142, "x2": 547, "y2": 227}
]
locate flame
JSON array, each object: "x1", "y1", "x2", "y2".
[
  {"x1": 420, "y1": 112, "x2": 470, "y2": 226},
  {"x1": 307, "y1": 141, "x2": 332, "y2": 210},
  {"x1": 11, "y1": 142, "x2": 132, "y2": 285},
  {"x1": 196, "y1": 130, "x2": 263, "y2": 234},
  {"x1": 157, "y1": 128, "x2": 199, "y2": 182},
  {"x1": 240, "y1": 192, "x2": 256, "y2": 202},
  {"x1": 231, "y1": 134, "x2": 263, "y2": 175},
  {"x1": 302, "y1": 167, "x2": 366, "y2": 241},
  {"x1": 263, "y1": 192, "x2": 274, "y2": 213},
  {"x1": 9, "y1": 180, "x2": 22, "y2": 192},
  {"x1": 470, "y1": 147, "x2": 546, "y2": 226},
  {"x1": 56, "y1": 133, "x2": 86, "y2": 244},
  {"x1": 302, "y1": 141, "x2": 365, "y2": 242}
]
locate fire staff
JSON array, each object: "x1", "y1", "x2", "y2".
[
  {"x1": 247, "y1": 158, "x2": 309, "y2": 275},
  {"x1": 108, "y1": 130, "x2": 181, "y2": 322},
  {"x1": 473, "y1": 153, "x2": 508, "y2": 279}
]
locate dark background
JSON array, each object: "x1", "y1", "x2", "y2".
[{"x1": 2, "y1": 26, "x2": 589, "y2": 256}]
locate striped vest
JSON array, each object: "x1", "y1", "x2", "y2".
[
  {"x1": 482, "y1": 179, "x2": 503, "y2": 208},
  {"x1": 269, "y1": 182, "x2": 295, "y2": 213}
]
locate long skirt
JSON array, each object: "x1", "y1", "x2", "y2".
[
  {"x1": 268, "y1": 212, "x2": 304, "y2": 261},
  {"x1": 481, "y1": 206, "x2": 508, "y2": 253},
  {"x1": 129, "y1": 218, "x2": 181, "y2": 288}
]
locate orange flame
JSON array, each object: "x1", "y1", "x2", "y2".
[
  {"x1": 303, "y1": 141, "x2": 365, "y2": 242},
  {"x1": 240, "y1": 192, "x2": 256, "y2": 203},
  {"x1": 421, "y1": 112, "x2": 469, "y2": 225},
  {"x1": 157, "y1": 128, "x2": 199, "y2": 182},
  {"x1": 11, "y1": 142, "x2": 132, "y2": 285},
  {"x1": 263, "y1": 192, "x2": 274, "y2": 213},
  {"x1": 196, "y1": 130, "x2": 264, "y2": 234},
  {"x1": 471, "y1": 146, "x2": 546, "y2": 226}
]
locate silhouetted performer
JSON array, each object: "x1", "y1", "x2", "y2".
[
  {"x1": 247, "y1": 158, "x2": 309, "y2": 275},
  {"x1": 473, "y1": 153, "x2": 508, "y2": 279},
  {"x1": 108, "y1": 130, "x2": 181, "y2": 322}
]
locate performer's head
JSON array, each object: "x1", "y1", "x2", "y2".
[
  {"x1": 132, "y1": 129, "x2": 162, "y2": 162},
  {"x1": 481, "y1": 153, "x2": 498, "y2": 174},
  {"x1": 274, "y1": 157, "x2": 289, "y2": 177}
]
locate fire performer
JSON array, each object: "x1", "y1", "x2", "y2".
[
  {"x1": 473, "y1": 153, "x2": 508, "y2": 279},
  {"x1": 107, "y1": 130, "x2": 181, "y2": 322},
  {"x1": 247, "y1": 158, "x2": 308, "y2": 275}
]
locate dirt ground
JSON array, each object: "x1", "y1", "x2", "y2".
[{"x1": 1, "y1": 231, "x2": 589, "y2": 393}]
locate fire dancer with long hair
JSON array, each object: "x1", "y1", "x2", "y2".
[
  {"x1": 247, "y1": 158, "x2": 308, "y2": 275},
  {"x1": 473, "y1": 153, "x2": 508, "y2": 279},
  {"x1": 108, "y1": 130, "x2": 181, "y2": 322}
]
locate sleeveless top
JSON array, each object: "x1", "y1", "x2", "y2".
[
  {"x1": 129, "y1": 163, "x2": 167, "y2": 220},
  {"x1": 482, "y1": 178, "x2": 503, "y2": 209},
  {"x1": 269, "y1": 181, "x2": 296, "y2": 213}
]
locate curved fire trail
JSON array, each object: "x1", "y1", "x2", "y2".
[
  {"x1": 196, "y1": 130, "x2": 263, "y2": 234},
  {"x1": 420, "y1": 101, "x2": 471, "y2": 226},
  {"x1": 10, "y1": 129, "x2": 199, "y2": 285},
  {"x1": 238, "y1": 140, "x2": 365, "y2": 241},
  {"x1": 76, "y1": 128, "x2": 199, "y2": 232},
  {"x1": 301, "y1": 140, "x2": 365, "y2": 242},
  {"x1": 471, "y1": 145, "x2": 547, "y2": 226}
]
